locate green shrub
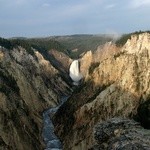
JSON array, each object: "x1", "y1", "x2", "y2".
[{"x1": 0, "y1": 37, "x2": 13, "y2": 49}]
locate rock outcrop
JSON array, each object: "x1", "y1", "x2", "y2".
[
  {"x1": 79, "y1": 42, "x2": 120, "y2": 80},
  {"x1": 122, "y1": 32, "x2": 150, "y2": 54},
  {"x1": 53, "y1": 33, "x2": 150, "y2": 150},
  {"x1": 80, "y1": 50, "x2": 93, "y2": 78},
  {"x1": 48, "y1": 49, "x2": 72, "y2": 72},
  {"x1": 94, "y1": 41, "x2": 120, "y2": 63},
  {"x1": 0, "y1": 46, "x2": 71, "y2": 149},
  {"x1": 92, "y1": 118, "x2": 150, "y2": 150}
]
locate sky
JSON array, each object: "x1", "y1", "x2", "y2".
[{"x1": 0, "y1": 0, "x2": 150, "y2": 38}]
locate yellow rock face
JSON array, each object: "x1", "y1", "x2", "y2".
[{"x1": 53, "y1": 33, "x2": 150, "y2": 150}]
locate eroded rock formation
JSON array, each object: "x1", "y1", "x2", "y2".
[
  {"x1": 0, "y1": 46, "x2": 71, "y2": 149},
  {"x1": 80, "y1": 50, "x2": 93, "y2": 78},
  {"x1": 48, "y1": 49, "x2": 72, "y2": 72},
  {"x1": 92, "y1": 118, "x2": 150, "y2": 150},
  {"x1": 1, "y1": 33, "x2": 150, "y2": 150},
  {"x1": 53, "y1": 33, "x2": 150, "y2": 150}
]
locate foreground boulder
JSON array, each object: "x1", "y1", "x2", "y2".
[{"x1": 93, "y1": 118, "x2": 150, "y2": 150}]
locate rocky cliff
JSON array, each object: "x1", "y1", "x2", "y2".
[
  {"x1": 93, "y1": 118, "x2": 150, "y2": 150},
  {"x1": 48, "y1": 49, "x2": 72, "y2": 72},
  {"x1": 0, "y1": 46, "x2": 71, "y2": 149},
  {"x1": 80, "y1": 50, "x2": 93, "y2": 78},
  {"x1": 53, "y1": 33, "x2": 150, "y2": 149},
  {"x1": 79, "y1": 41, "x2": 120, "y2": 80}
]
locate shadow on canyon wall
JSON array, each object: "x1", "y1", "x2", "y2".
[{"x1": 53, "y1": 79, "x2": 150, "y2": 149}]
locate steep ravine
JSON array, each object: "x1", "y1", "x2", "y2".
[
  {"x1": 53, "y1": 33, "x2": 150, "y2": 150},
  {"x1": 0, "y1": 33, "x2": 150, "y2": 150},
  {"x1": 42, "y1": 97, "x2": 68, "y2": 150},
  {"x1": 0, "y1": 46, "x2": 72, "y2": 149},
  {"x1": 42, "y1": 59, "x2": 82, "y2": 149}
]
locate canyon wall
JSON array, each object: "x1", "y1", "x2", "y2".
[
  {"x1": 0, "y1": 47, "x2": 71, "y2": 149},
  {"x1": 53, "y1": 33, "x2": 150, "y2": 150}
]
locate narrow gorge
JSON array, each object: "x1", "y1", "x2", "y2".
[
  {"x1": 0, "y1": 32, "x2": 150, "y2": 150},
  {"x1": 42, "y1": 60, "x2": 82, "y2": 150}
]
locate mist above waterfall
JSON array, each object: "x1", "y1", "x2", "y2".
[{"x1": 69, "y1": 60, "x2": 82, "y2": 85}]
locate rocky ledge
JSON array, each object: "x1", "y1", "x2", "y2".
[{"x1": 92, "y1": 118, "x2": 150, "y2": 150}]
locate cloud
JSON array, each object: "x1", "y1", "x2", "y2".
[
  {"x1": 89, "y1": 0, "x2": 103, "y2": 4},
  {"x1": 42, "y1": 3, "x2": 50, "y2": 7},
  {"x1": 15, "y1": 0, "x2": 26, "y2": 5},
  {"x1": 105, "y1": 4, "x2": 116, "y2": 9},
  {"x1": 0, "y1": 0, "x2": 150, "y2": 37},
  {"x1": 130, "y1": 0, "x2": 150, "y2": 8}
]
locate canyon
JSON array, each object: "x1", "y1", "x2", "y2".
[
  {"x1": 0, "y1": 32, "x2": 150, "y2": 150},
  {"x1": 53, "y1": 33, "x2": 150, "y2": 149},
  {"x1": 0, "y1": 45, "x2": 71, "y2": 149}
]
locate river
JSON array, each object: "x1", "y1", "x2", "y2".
[
  {"x1": 42, "y1": 59, "x2": 81, "y2": 149},
  {"x1": 42, "y1": 97, "x2": 68, "y2": 150}
]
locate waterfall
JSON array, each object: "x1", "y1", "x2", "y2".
[{"x1": 69, "y1": 60, "x2": 82, "y2": 85}]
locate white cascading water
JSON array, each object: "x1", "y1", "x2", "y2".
[{"x1": 69, "y1": 60, "x2": 82, "y2": 85}]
